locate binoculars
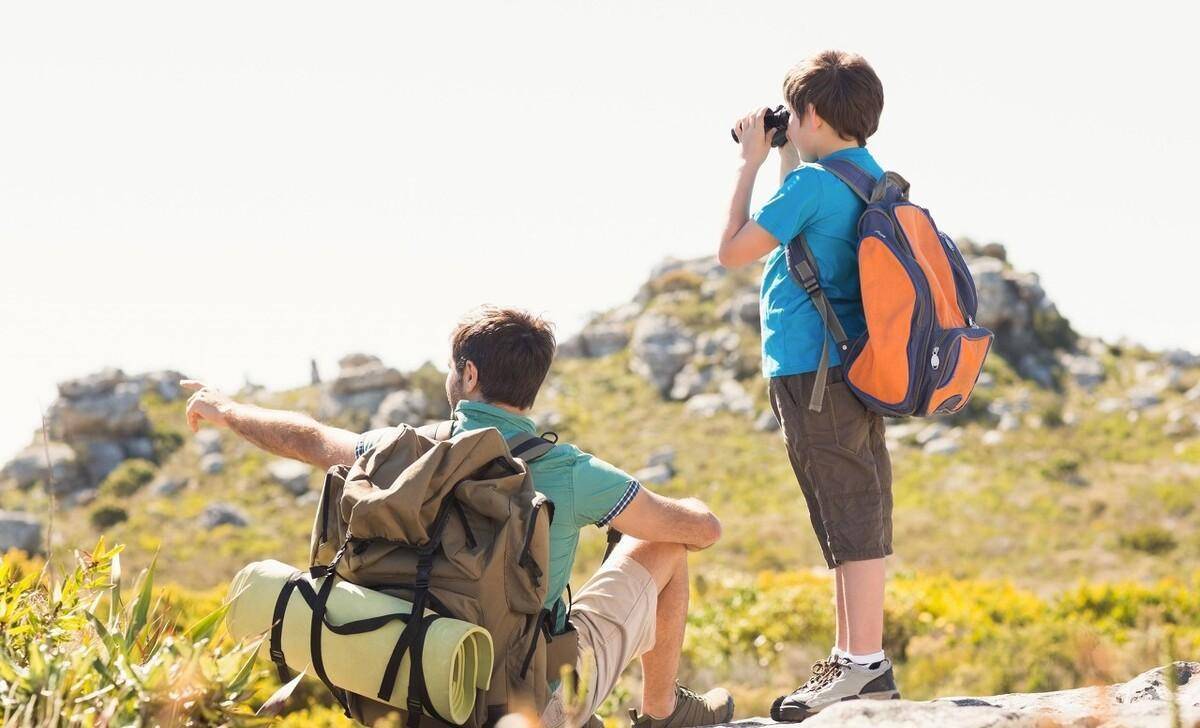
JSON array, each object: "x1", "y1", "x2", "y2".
[{"x1": 730, "y1": 105, "x2": 790, "y2": 148}]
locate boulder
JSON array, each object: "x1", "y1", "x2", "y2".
[
  {"x1": 46, "y1": 381, "x2": 148, "y2": 439},
  {"x1": 331, "y1": 354, "x2": 406, "y2": 395},
  {"x1": 57, "y1": 367, "x2": 124, "y2": 399},
  {"x1": 0, "y1": 511, "x2": 43, "y2": 555},
  {"x1": 200, "y1": 453, "x2": 225, "y2": 475},
  {"x1": 198, "y1": 503, "x2": 249, "y2": 529},
  {"x1": 76, "y1": 439, "x2": 127, "y2": 483},
  {"x1": 1061, "y1": 353, "x2": 1105, "y2": 390},
  {"x1": 924, "y1": 437, "x2": 962, "y2": 456},
  {"x1": 630, "y1": 314, "x2": 695, "y2": 396},
  {"x1": 717, "y1": 293, "x2": 760, "y2": 327},
  {"x1": 193, "y1": 429, "x2": 223, "y2": 456},
  {"x1": 129, "y1": 370, "x2": 187, "y2": 401},
  {"x1": 632, "y1": 464, "x2": 673, "y2": 485},
  {"x1": 150, "y1": 475, "x2": 189, "y2": 497},
  {"x1": 564, "y1": 321, "x2": 631, "y2": 359},
  {"x1": 915, "y1": 423, "x2": 951, "y2": 446},
  {"x1": 754, "y1": 410, "x2": 780, "y2": 432},
  {"x1": 684, "y1": 393, "x2": 725, "y2": 418},
  {"x1": 0, "y1": 441, "x2": 87, "y2": 494},
  {"x1": 267, "y1": 459, "x2": 313, "y2": 496},
  {"x1": 714, "y1": 662, "x2": 1200, "y2": 728},
  {"x1": 371, "y1": 389, "x2": 430, "y2": 429},
  {"x1": 670, "y1": 363, "x2": 718, "y2": 401}
]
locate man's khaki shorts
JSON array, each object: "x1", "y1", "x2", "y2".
[
  {"x1": 540, "y1": 554, "x2": 658, "y2": 728},
  {"x1": 769, "y1": 365, "x2": 894, "y2": 569}
]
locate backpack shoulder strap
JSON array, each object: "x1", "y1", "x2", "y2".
[
  {"x1": 506, "y1": 430, "x2": 558, "y2": 463},
  {"x1": 818, "y1": 156, "x2": 877, "y2": 203},
  {"x1": 784, "y1": 234, "x2": 852, "y2": 414},
  {"x1": 415, "y1": 419, "x2": 455, "y2": 442}
]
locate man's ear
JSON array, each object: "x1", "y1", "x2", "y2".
[{"x1": 462, "y1": 360, "x2": 479, "y2": 395}]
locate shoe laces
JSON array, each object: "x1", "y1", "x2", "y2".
[{"x1": 799, "y1": 658, "x2": 844, "y2": 692}]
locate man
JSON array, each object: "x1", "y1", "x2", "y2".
[{"x1": 183, "y1": 305, "x2": 734, "y2": 728}]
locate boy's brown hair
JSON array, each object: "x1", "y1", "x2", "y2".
[
  {"x1": 451, "y1": 306, "x2": 556, "y2": 409},
  {"x1": 784, "y1": 50, "x2": 884, "y2": 147}
]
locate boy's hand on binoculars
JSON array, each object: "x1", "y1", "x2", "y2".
[{"x1": 734, "y1": 107, "x2": 772, "y2": 166}]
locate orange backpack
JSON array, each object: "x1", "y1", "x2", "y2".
[{"x1": 786, "y1": 158, "x2": 994, "y2": 417}]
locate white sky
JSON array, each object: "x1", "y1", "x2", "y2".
[{"x1": 2, "y1": 1, "x2": 1197, "y2": 458}]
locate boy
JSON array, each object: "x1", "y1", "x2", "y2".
[{"x1": 717, "y1": 50, "x2": 899, "y2": 721}]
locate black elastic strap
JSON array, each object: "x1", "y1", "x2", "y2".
[
  {"x1": 520, "y1": 608, "x2": 553, "y2": 679},
  {"x1": 451, "y1": 498, "x2": 478, "y2": 550},
  {"x1": 603, "y1": 528, "x2": 623, "y2": 561},
  {"x1": 309, "y1": 549, "x2": 352, "y2": 717},
  {"x1": 268, "y1": 574, "x2": 302, "y2": 683}
]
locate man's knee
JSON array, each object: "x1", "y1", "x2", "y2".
[{"x1": 614, "y1": 537, "x2": 687, "y2": 591}]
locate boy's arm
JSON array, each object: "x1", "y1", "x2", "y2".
[
  {"x1": 181, "y1": 380, "x2": 359, "y2": 470},
  {"x1": 717, "y1": 107, "x2": 783, "y2": 269}
]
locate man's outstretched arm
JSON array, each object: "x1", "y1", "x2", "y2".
[{"x1": 181, "y1": 380, "x2": 358, "y2": 471}]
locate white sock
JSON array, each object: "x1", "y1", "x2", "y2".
[
  {"x1": 831, "y1": 646, "x2": 849, "y2": 660},
  {"x1": 847, "y1": 650, "x2": 885, "y2": 666}
]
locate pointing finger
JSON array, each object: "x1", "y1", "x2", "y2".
[{"x1": 180, "y1": 379, "x2": 206, "y2": 392}]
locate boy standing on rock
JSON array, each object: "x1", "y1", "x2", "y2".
[{"x1": 716, "y1": 50, "x2": 900, "y2": 721}]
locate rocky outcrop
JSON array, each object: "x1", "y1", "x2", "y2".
[
  {"x1": 0, "y1": 511, "x2": 42, "y2": 555},
  {"x1": 319, "y1": 353, "x2": 408, "y2": 422},
  {"x1": 630, "y1": 314, "x2": 696, "y2": 396},
  {"x1": 1, "y1": 368, "x2": 185, "y2": 495},
  {"x1": 718, "y1": 662, "x2": 1200, "y2": 728}
]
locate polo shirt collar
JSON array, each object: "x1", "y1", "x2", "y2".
[
  {"x1": 455, "y1": 400, "x2": 537, "y2": 434},
  {"x1": 818, "y1": 146, "x2": 870, "y2": 163}
]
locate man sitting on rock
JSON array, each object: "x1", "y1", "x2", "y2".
[{"x1": 182, "y1": 305, "x2": 734, "y2": 728}]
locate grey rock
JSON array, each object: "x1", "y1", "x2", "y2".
[
  {"x1": 1, "y1": 441, "x2": 87, "y2": 493},
  {"x1": 715, "y1": 662, "x2": 1200, "y2": 728},
  {"x1": 0, "y1": 511, "x2": 43, "y2": 555},
  {"x1": 718, "y1": 293, "x2": 760, "y2": 326},
  {"x1": 1186, "y1": 383, "x2": 1200, "y2": 402},
  {"x1": 124, "y1": 437, "x2": 156, "y2": 461},
  {"x1": 981, "y1": 430, "x2": 1005, "y2": 446},
  {"x1": 267, "y1": 459, "x2": 313, "y2": 496},
  {"x1": 150, "y1": 475, "x2": 189, "y2": 496},
  {"x1": 718, "y1": 379, "x2": 755, "y2": 416},
  {"x1": 997, "y1": 412, "x2": 1021, "y2": 432},
  {"x1": 310, "y1": 358, "x2": 322, "y2": 385},
  {"x1": 193, "y1": 429, "x2": 223, "y2": 456},
  {"x1": 1164, "y1": 348, "x2": 1200, "y2": 369},
  {"x1": 1016, "y1": 353, "x2": 1055, "y2": 389},
  {"x1": 632, "y1": 463, "x2": 673, "y2": 485},
  {"x1": 569, "y1": 322, "x2": 631, "y2": 359},
  {"x1": 46, "y1": 381, "x2": 149, "y2": 439},
  {"x1": 57, "y1": 367, "x2": 124, "y2": 399},
  {"x1": 200, "y1": 453, "x2": 225, "y2": 475},
  {"x1": 647, "y1": 447, "x2": 676, "y2": 470},
  {"x1": 684, "y1": 393, "x2": 725, "y2": 418},
  {"x1": 670, "y1": 363, "x2": 717, "y2": 401},
  {"x1": 331, "y1": 354, "x2": 406, "y2": 395},
  {"x1": 1127, "y1": 389, "x2": 1162, "y2": 411},
  {"x1": 1061, "y1": 353, "x2": 1105, "y2": 390},
  {"x1": 130, "y1": 370, "x2": 187, "y2": 401},
  {"x1": 924, "y1": 437, "x2": 962, "y2": 456},
  {"x1": 915, "y1": 423, "x2": 950, "y2": 446},
  {"x1": 1097, "y1": 398, "x2": 1125, "y2": 414},
  {"x1": 754, "y1": 410, "x2": 780, "y2": 432},
  {"x1": 979, "y1": 242, "x2": 1008, "y2": 261},
  {"x1": 198, "y1": 503, "x2": 248, "y2": 529},
  {"x1": 78, "y1": 439, "x2": 127, "y2": 483},
  {"x1": 372, "y1": 389, "x2": 430, "y2": 429},
  {"x1": 630, "y1": 314, "x2": 695, "y2": 396}
]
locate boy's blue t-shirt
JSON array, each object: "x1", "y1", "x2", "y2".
[{"x1": 752, "y1": 146, "x2": 883, "y2": 378}]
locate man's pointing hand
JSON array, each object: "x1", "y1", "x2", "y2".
[{"x1": 181, "y1": 379, "x2": 236, "y2": 433}]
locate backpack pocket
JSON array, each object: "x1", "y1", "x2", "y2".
[
  {"x1": 504, "y1": 493, "x2": 553, "y2": 615},
  {"x1": 938, "y1": 232, "x2": 980, "y2": 322},
  {"x1": 923, "y1": 327, "x2": 994, "y2": 415}
]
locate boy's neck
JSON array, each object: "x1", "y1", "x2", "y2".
[{"x1": 815, "y1": 139, "x2": 862, "y2": 161}]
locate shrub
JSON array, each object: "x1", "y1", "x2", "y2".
[
  {"x1": 100, "y1": 457, "x2": 158, "y2": 497},
  {"x1": 0, "y1": 540, "x2": 262, "y2": 725},
  {"x1": 1118, "y1": 526, "x2": 1178, "y2": 555},
  {"x1": 90, "y1": 503, "x2": 129, "y2": 530}
]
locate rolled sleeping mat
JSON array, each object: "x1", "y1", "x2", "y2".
[{"x1": 226, "y1": 559, "x2": 493, "y2": 724}]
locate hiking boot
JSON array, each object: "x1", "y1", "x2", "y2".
[
  {"x1": 629, "y1": 683, "x2": 735, "y2": 728},
  {"x1": 770, "y1": 656, "x2": 899, "y2": 722}
]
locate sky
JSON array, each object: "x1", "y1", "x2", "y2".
[{"x1": 2, "y1": 1, "x2": 1198, "y2": 458}]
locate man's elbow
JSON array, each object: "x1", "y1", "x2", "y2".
[
  {"x1": 696, "y1": 511, "x2": 723, "y2": 549},
  {"x1": 717, "y1": 245, "x2": 742, "y2": 270}
]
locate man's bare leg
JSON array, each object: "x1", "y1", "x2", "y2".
[
  {"x1": 834, "y1": 567, "x2": 849, "y2": 654},
  {"x1": 610, "y1": 536, "x2": 690, "y2": 718},
  {"x1": 840, "y1": 558, "x2": 885, "y2": 655}
]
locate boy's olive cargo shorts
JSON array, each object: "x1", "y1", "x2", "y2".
[{"x1": 769, "y1": 366, "x2": 893, "y2": 569}]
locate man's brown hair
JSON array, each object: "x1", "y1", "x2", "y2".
[
  {"x1": 783, "y1": 50, "x2": 884, "y2": 147},
  {"x1": 451, "y1": 306, "x2": 556, "y2": 409}
]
